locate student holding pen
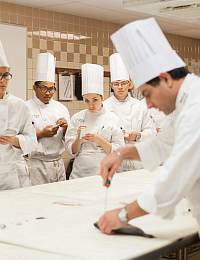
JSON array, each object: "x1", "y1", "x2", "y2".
[{"x1": 65, "y1": 63, "x2": 124, "y2": 179}]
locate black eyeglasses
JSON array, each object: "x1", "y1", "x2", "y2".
[
  {"x1": 0, "y1": 72, "x2": 12, "y2": 81},
  {"x1": 110, "y1": 80, "x2": 129, "y2": 88},
  {"x1": 37, "y1": 85, "x2": 56, "y2": 94}
]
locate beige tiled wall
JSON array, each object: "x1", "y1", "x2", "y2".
[
  {"x1": 1, "y1": 1, "x2": 200, "y2": 116},
  {"x1": 167, "y1": 34, "x2": 200, "y2": 76},
  {"x1": 0, "y1": 1, "x2": 117, "y2": 115}
]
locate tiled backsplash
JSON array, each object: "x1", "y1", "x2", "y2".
[{"x1": 1, "y1": 1, "x2": 200, "y2": 116}]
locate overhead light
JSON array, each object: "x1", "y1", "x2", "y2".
[
  {"x1": 123, "y1": 0, "x2": 200, "y2": 19},
  {"x1": 28, "y1": 30, "x2": 90, "y2": 40},
  {"x1": 162, "y1": 3, "x2": 200, "y2": 12},
  {"x1": 123, "y1": 0, "x2": 174, "y2": 7}
]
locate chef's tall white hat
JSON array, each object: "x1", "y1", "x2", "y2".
[
  {"x1": 110, "y1": 53, "x2": 129, "y2": 82},
  {"x1": 0, "y1": 40, "x2": 9, "y2": 67},
  {"x1": 111, "y1": 17, "x2": 185, "y2": 88},
  {"x1": 81, "y1": 63, "x2": 104, "y2": 96},
  {"x1": 35, "y1": 52, "x2": 56, "y2": 83}
]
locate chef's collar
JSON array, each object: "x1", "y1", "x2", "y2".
[
  {"x1": 175, "y1": 73, "x2": 195, "y2": 116},
  {"x1": 113, "y1": 93, "x2": 131, "y2": 102},
  {"x1": 33, "y1": 95, "x2": 52, "y2": 107},
  {"x1": 0, "y1": 92, "x2": 9, "y2": 101}
]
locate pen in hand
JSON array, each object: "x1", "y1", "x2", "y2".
[{"x1": 104, "y1": 178, "x2": 111, "y2": 212}]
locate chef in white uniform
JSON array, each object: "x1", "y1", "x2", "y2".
[
  {"x1": 0, "y1": 40, "x2": 37, "y2": 190},
  {"x1": 26, "y1": 53, "x2": 70, "y2": 185},
  {"x1": 98, "y1": 18, "x2": 200, "y2": 234},
  {"x1": 65, "y1": 63, "x2": 124, "y2": 179},
  {"x1": 104, "y1": 53, "x2": 156, "y2": 171}
]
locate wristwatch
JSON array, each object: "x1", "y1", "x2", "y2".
[{"x1": 118, "y1": 207, "x2": 129, "y2": 223}]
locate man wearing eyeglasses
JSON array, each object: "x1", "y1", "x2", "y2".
[
  {"x1": 104, "y1": 53, "x2": 156, "y2": 172},
  {"x1": 0, "y1": 40, "x2": 37, "y2": 190},
  {"x1": 26, "y1": 53, "x2": 70, "y2": 185}
]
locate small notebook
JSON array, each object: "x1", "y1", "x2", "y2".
[{"x1": 94, "y1": 222, "x2": 154, "y2": 238}]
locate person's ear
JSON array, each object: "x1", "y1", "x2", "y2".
[
  {"x1": 159, "y1": 72, "x2": 173, "y2": 88},
  {"x1": 33, "y1": 84, "x2": 37, "y2": 92},
  {"x1": 128, "y1": 81, "x2": 134, "y2": 91}
]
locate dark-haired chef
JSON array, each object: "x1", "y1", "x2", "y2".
[
  {"x1": 26, "y1": 53, "x2": 70, "y2": 185},
  {"x1": 98, "y1": 18, "x2": 200, "y2": 234}
]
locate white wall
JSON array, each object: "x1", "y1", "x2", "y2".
[{"x1": 0, "y1": 23, "x2": 27, "y2": 100}]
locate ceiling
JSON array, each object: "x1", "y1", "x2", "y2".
[{"x1": 4, "y1": 0, "x2": 200, "y2": 39}]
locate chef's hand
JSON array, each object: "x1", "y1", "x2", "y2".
[
  {"x1": 42, "y1": 125, "x2": 59, "y2": 137},
  {"x1": 97, "y1": 208, "x2": 124, "y2": 234},
  {"x1": 125, "y1": 131, "x2": 139, "y2": 142},
  {"x1": 57, "y1": 117, "x2": 68, "y2": 136},
  {"x1": 83, "y1": 133, "x2": 101, "y2": 144},
  {"x1": 0, "y1": 135, "x2": 20, "y2": 148},
  {"x1": 56, "y1": 118, "x2": 68, "y2": 129},
  {"x1": 76, "y1": 125, "x2": 87, "y2": 140},
  {"x1": 100, "y1": 151, "x2": 123, "y2": 185},
  {"x1": 76, "y1": 125, "x2": 81, "y2": 139}
]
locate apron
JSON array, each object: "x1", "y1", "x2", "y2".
[
  {"x1": 0, "y1": 161, "x2": 30, "y2": 190},
  {"x1": 26, "y1": 157, "x2": 66, "y2": 185},
  {"x1": 70, "y1": 151, "x2": 105, "y2": 179},
  {"x1": 70, "y1": 124, "x2": 113, "y2": 179}
]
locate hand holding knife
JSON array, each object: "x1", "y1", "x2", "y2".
[{"x1": 104, "y1": 178, "x2": 111, "y2": 212}]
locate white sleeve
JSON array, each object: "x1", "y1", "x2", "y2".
[
  {"x1": 64, "y1": 115, "x2": 79, "y2": 157},
  {"x1": 60, "y1": 104, "x2": 71, "y2": 141},
  {"x1": 137, "y1": 104, "x2": 200, "y2": 218},
  {"x1": 140, "y1": 105, "x2": 157, "y2": 141},
  {"x1": 135, "y1": 116, "x2": 174, "y2": 170},
  {"x1": 111, "y1": 127, "x2": 125, "y2": 152},
  {"x1": 17, "y1": 104, "x2": 38, "y2": 155},
  {"x1": 108, "y1": 114, "x2": 125, "y2": 152}
]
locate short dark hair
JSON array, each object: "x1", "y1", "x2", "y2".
[
  {"x1": 146, "y1": 67, "x2": 190, "y2": 87},
  {"x1": 34, "y1": 81, "x2": 42, "y2": 86},
  {"x1": 34, "y1": 81, "x2": 55, "y2": 86}
]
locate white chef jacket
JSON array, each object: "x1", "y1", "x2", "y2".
[
  {"x1": 141, "y1": 98, "x2": 167, "y2": 130},
  {"x1": 65, "y1": 106, "x2": 124, "y2": 179},
  {"x1": 104, "y1": 94, "x2": 156, "y2": 171},
  {"x1": 26, "y1": 96, "x2": 70, "y2": 160},
  {"x1": 135, "y1": 73, "x2": 200, "y2": 226},
  {"x1": 0, "y1": 93, "x2": 37, "y2": 189},
  {"x1": 104, "y1": 94, "x2": 156, "y2": 141}
]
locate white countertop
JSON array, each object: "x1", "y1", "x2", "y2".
[{"x1": 0, "y1": 168, "x2": 198, "y2": 260}]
